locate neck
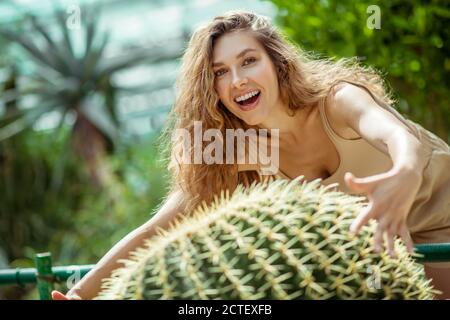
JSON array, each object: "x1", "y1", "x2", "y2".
[{"x1": 257, "y1": 102, "x2": 314, "y2": 146}]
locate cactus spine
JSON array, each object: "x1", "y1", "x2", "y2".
[{"x1": 96, "y1": 177, "x2": 436, "y2": 300}]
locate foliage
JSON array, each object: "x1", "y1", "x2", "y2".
[
  {"x1": 1, "y1": 129, "x2": 167, "y2": 261},
  {"x1": 0, "y1": 5, "x2": 180, "y2": 188},
  {"x1": 0, "y1": 6, "x2": 162, "y2": 142},
  {"x1": 0, "y1": 130, "x2": 168, "y2": 298},
  {"x1": 268, "y1": 0, "x2": 449, "y2": 142},
  {"x1": 0, "y1": 3, "x2": 180, "y2": 299}
]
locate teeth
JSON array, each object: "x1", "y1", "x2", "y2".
[{"x1": 235, "y1": 90, "x2": 259, "y2": 103}]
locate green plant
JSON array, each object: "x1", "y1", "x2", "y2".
[
  {"x1": 0, "y1": 130, "x2": 168, "y2": 299},
  {"x1": 0, "y1": 6, "x2": 178, "y2": 186},
  {"x1": 96, "y1": 178, "x2": 436, "y2": 300}
]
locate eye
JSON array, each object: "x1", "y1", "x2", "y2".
[
  {"x1": 214, "y1": 57, "x2": 256, "y2": 78},
  {"x1": 243, "y1": 57, "x2": 256, "y2": 66},
  {"x1": 215, "y1": 69, "x2": 227, "y2": 77}
]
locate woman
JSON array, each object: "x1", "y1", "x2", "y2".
[{"x1": 53, "y1": 10, "x2": 450, "y2": 300}]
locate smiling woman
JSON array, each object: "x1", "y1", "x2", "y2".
[
  {"x1": 164, "y1": 10, "x2": 450, "y2": 298},
  {"x1": 52, "y1": 10, "x2": 450, "y2": 300}
]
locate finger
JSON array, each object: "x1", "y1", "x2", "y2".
[
  {"x1": 386, "y1": 228, "x2": 396, "y2": 258},
  {"x1": 345, "y1": 172, "x2": 371, "y2": 193},
  {"x1": 388, "y1": 219, "x2": 401, "y2": 236},
  {"x1": 399, "y1": 224, "x2": 415, "y2": 254},
  {"x1": 51, "y1": 290, "x2": 69, "y2": 300},
  {"x1": 346, "y1": 171, "x2": 394, "y2": 184},
  {"x1": 344, "y1": 172, "x2": 384, "y2": 193},
  {"x1": 373, "y1": 223, "x2": 385, "y2": 253},
  {"x1": 350, "y1": 203, "x2": 375, "y2": 235}
]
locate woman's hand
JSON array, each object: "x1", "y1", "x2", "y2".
[
  {"x1": 345, "y1": 168, "x2": 422, "y2": 257},
  {"x1": 51, "y1": 290, "x2": 82, "y2": 300}
]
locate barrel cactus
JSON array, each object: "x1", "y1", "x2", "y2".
[{"x1": 96, "y1": 177, "x2": 436, "y2": 300}]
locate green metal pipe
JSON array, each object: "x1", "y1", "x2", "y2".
[
  {"x1": 35, "y1": 253, "x2": 53, "y2": 300},
  {"x1": 0, "y1": 264, "x2": 95, "y2": 286},
  {"x1": 414, "y1": 243, "x2": 450, "y2": 263},
  {"x1": 0, "y1": 243, "x2": 449, "y2": 287}
]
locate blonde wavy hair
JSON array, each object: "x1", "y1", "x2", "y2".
[{"x1": 160, "y1": 10, "x2": 395, "y2": 213}]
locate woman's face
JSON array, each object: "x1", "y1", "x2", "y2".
[{"x1": 212, "y1": 31, "x2": 282, "y2": 126}]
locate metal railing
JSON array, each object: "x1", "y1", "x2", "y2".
[
  {"x1": 0, "y1": 253, "x2": 94, "y2": 300},
  {"x1": 1, "y1": 243, "x2": 450, "y2": 299}
]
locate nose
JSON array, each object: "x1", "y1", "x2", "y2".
[{"x1": 231, "y1": 69, "x2": 248, "y2": 89}]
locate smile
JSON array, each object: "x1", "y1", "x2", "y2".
[{"x1": 235, "y1": 91, "x2": 261, "y2": 111}]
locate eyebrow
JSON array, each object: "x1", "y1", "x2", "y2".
[{"x1": 212, "y1": 48, "x2": 257, "y2": 68}]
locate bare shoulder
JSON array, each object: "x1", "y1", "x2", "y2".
[
  {"x1": 332, "y1": 82, "x2": 376, "y2": 107},
  {"x1": 324, "y1": 83, "x2": 363, "y2": 140}
]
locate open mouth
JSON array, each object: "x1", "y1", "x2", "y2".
[{"x1": 235, "y1": 91, "x2": 261, "y2": 110}]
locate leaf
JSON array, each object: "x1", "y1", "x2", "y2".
[
  {"x1": 83, "y1": 32, "x2": 110, "y2": 81},
  {"x1": 78, "y1": 93, "x2": 120, "y2": 143},
  {"x1": 103, "y1": 82, "x2": 120, "y2": 128},
  {"x1": 95, "y1": 44, "x2": 182, "y2": 78},
  {"x1": 0, "y1": 29, "x2": 57, "y2": 70},
  {"x1": 116, "y1": 79, "x2": 174, "y2": 95},
  {"x1": 0, "y1": 104, "x2": 55, "y2": 141},
  {"x1": 26, "y1": 14, "x2": 73, "y2": 76},
  {"x1": 0, "y1": 89, "x2": 22, "y2": 106},
  {"x1": 54, "y1": 9, "x2": 75, "y2": 59},
  {"x1": 83, "y1": 4, "x2": 100, "y2": 59}
]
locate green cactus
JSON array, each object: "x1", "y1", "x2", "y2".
[{"x1": 96, "y1": 177, "x2": 436, "y2": 300}]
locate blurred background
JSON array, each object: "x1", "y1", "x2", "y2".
[{"x1": 0, "y1": 0, "x2": 448, "y2": 299}]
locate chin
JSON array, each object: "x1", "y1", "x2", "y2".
[
  {"x1": 243, "y1": 110, "x2": 269, "y2": 126},
  {"x1": 241, "y1": 115, "x2": 265, "y2": 126},
  {"x1": 228, "y1": 104, "x2": 267, "y2": 126},
  {"x1": 243, "y1": 118, "x2": 260, "y2": 126}
]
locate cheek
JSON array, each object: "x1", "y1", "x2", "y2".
[
  {"x1": 260, "y1": 62, "x2": 278, "y2": 88},
  {"x1": 249, "y1": 63, "x2": 278, "y2": 100},
  {"x1": 262, "y1": 68, "x2": 280, "y2": 102},
  {"x1": 214, "y1": 82, "x2": 227, "y2": 101},
  {"x1": 236, "y1": 65, "x2": 266, "y2": 86}
]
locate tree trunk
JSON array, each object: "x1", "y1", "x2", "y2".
[{"x1": 71, "y1": 110, "x2": 110, "y2": 188}]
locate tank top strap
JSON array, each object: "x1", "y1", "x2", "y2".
[{"x1": 318, "y1": 97, "x2": 340, "y2": 142}]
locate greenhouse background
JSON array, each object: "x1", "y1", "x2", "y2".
[{"x1": 0, "y1": 0, "x2": 448, "y2": 299}]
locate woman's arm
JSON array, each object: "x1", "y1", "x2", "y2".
[
  {"x1": 329, "y1": 83, "x2": 430, "y2": 173},
  {"x1": 53, "y1": 190, "x2": 186, "y2": 300},
  {"x1": 328, "y1": 83, "x2": 430, "y2": 256}
]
